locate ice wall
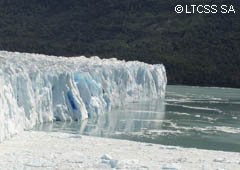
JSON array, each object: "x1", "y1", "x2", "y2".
[{"x1": 0, "y1": 51, "x2": 167, "y2": 141}]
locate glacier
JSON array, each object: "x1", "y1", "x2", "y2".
[{"x1": 0, "y1": 51, "x2": 167, "y2": 142}]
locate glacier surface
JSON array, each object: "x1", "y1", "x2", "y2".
[{"x1": 0, "y1": 51, "x2": 167, "y2": 142}]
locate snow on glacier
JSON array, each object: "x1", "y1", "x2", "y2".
[{"x1": 0, "y1": 51, "x2": 167, "y2": 142}]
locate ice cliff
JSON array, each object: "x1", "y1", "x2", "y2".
[{"x1": 0, "y1": 51, "x2": 167, "y2": 141}]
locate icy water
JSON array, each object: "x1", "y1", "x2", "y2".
[{"x1": 34, "y1": 85, "x2": 240, "y2": 152}]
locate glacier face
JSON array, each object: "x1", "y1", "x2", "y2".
[{"x1": 0, "y1": 51, "x2": 167, "y2": 142}]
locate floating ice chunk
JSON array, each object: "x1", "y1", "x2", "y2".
[
  {"x1": 214, "y1": 158, "x2": 226, "y2": 163},
  {"x1": 162, "y1": 163, "x2": 180, "y2": 170},
  {"x1": 109, "y1": 159, "x2": 118, "y2": 168},
  {"x1": 116, "y1": 159, "x2": 140, "y2": 169},
  {"x1": 101, "y1": 154, "x2": 112, "y2": 160}
]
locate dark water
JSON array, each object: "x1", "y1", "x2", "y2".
[{"x1": 33, "y1": 85, "x2": 240, "y2": 152}]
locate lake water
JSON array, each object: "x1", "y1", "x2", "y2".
[{"x1": 33, "y1": 85, "x2": 240, "y2": 152}]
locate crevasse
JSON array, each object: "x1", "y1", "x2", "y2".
[{"x1": 0, "y1": 51, "x2": 167, "y2": 142}]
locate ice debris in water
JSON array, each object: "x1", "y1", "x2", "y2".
[
  {"x1": 0, "y1": 51, "x2": 167, "y2": 142},
  {"x1": 101, "y1": 154, "x2": 112, "y2": 160}
]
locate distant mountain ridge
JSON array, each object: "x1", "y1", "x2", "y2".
[{"x1": 0, "y1": 0, "x2": 239, "y2": 87}]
